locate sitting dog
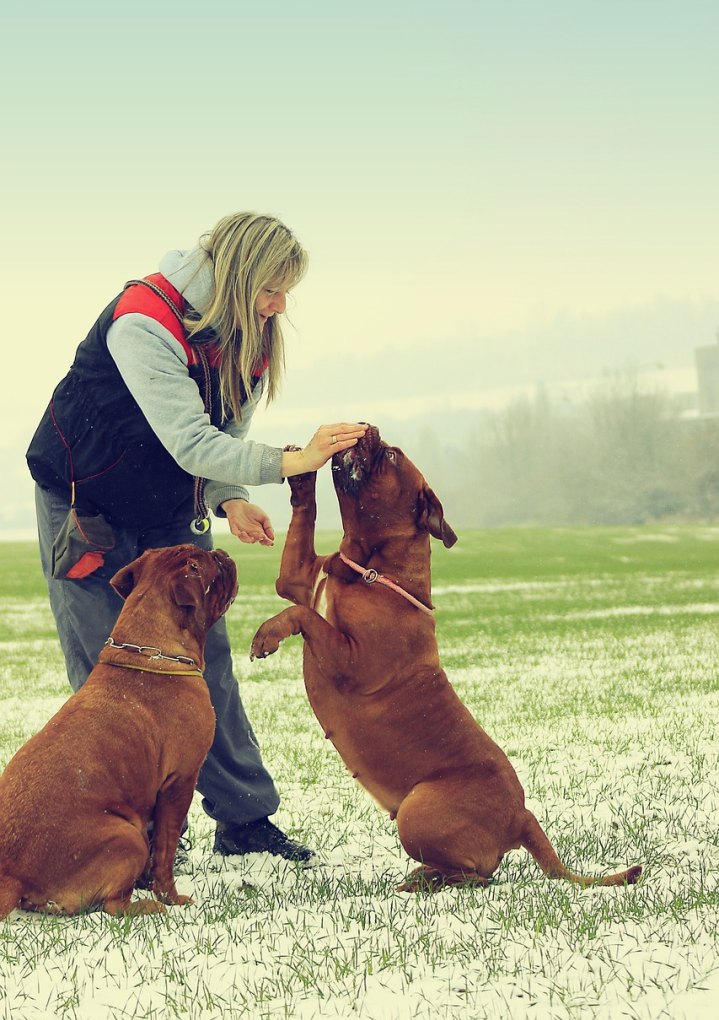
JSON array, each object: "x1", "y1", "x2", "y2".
[
  {"x1": 0, "y1": 544, "x2": 237, "y2": 916},
  {"x1": 250, "y1": 426, "x2": 642, "y2": 891}
]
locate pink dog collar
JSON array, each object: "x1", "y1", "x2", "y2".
[{"x1": 338, "y1": 552, "x2": 434, "y2": 616}]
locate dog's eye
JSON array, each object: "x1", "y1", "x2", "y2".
[{"x1": 385, "y1": 450, "x2": 396, "y2": 462}]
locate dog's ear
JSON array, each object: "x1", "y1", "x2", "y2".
[
  {"x1": 110, "y1": 563, "x2": 137, "y2": 600},
  {"x1": 417, "y1": 484, "x2": 458, "y2": 548}
]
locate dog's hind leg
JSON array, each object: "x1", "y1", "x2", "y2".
[
  {"x1": 47, "y1": 819, "x2": 154, "y2": 915},
  {"x1": 397, "y1": 865, "x2": 489, "y2": 893},
  {"x1": 0, "y1": 873, "x2": 24, "y2": 919},
  {"x1": 395, "y1": 781, "x2": 504, "y2": 893},
  {"x1": 103, "y1": 893, "x2": 166, "y2": 916}
]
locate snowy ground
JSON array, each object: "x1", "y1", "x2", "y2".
[{"x1": 1, "y1": 559, "x2": 718, "y2": 1019}]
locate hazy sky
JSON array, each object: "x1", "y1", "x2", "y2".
[{"x1": 1, "y1": 0, "x2": 717, "y2": 520}]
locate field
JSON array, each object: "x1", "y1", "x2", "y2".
[{"x1": 0, "y1": 527, "x2": 718, "y2": 1020}]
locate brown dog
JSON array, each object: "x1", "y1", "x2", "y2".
[
  {"x1": 250, "y1": 426, "x2": 642, "y2": 891},
  {"x1": 0, "y1": 544, "x2": 237, "y2": 917}
]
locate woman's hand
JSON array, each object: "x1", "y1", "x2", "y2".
[
  {"x1": 222, "y1": 499, "x2": 275, "y2": 546},
  {"x1": 281, "y1": 423, "x2": 367, "y2": 477}
]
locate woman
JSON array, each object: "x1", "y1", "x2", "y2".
[{"x1": 26, "y1": 212, "x2": 366, "y2": 862}]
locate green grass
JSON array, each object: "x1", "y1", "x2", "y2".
[{"x1": 0, "y1": 526, "x2": 718, "y2": 1019}]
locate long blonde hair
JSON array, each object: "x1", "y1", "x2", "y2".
[{"x1": 185, "y1": 213, "x2": 308, "y2": 421}]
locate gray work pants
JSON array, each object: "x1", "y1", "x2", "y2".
[{"x1": 34, "y1": 484, "x2": 280, "y2": 827}]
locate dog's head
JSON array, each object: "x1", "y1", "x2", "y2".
[
  {"x1": 110, "y1": 545, "x2": 238, "y2": 634},
  {"x1": 331, "y1": 424, "x2": 457, "y2": 549}
]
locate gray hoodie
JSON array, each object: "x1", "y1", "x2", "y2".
[{"x1": 106, "y1": 247, "x2": 284, "y2": 515}]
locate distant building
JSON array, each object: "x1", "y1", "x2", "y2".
[{"x1": 696, "y1": 338, "x2": 719, "y2": 414}]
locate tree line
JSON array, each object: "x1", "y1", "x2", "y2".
[{"x1": 413, "y1": 376, "x2": 719, "y2": 528}]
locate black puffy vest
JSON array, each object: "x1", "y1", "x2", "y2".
[{"x1": 26, "y1": 276, "x2": 223, "y2": 529}]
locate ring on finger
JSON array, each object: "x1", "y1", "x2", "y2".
[{"x1": 331, "y1": 435, "x2": 337, "y2": 444}]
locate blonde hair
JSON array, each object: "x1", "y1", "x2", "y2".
[{"x1": 185, "y1": 212, "x2": 308, "y2": 422}]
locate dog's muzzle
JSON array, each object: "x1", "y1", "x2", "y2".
[
  {"x1": 209, "y1": 549, "x2": 238, "y2": 614},
  {"x1": 332, "y1": 424, "x2": 381, "y2": 495}
]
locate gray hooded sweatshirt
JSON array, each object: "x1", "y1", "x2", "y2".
[{"x1": 106, "y1": 246, "x2": 285, "y2": 516}]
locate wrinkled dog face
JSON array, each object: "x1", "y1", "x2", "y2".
[
  {"x1": 111, "y1": 545, "x2": 238, "y2": 629},
  {"x1": 180, "y1": 547, "x2": 238, "y2": 622},
  {"x1": 331, "y1": 424, "x2": 457, "y2": 548},
  {"x1": 331, "y1": 424, "x2": 402, "y2": 497},
  {"x1": 209, "y1": 547, "x2": 239, "y2": 611}
]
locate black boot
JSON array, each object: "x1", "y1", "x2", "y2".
[{"x1": 213, "y1": 818, "x2": 315, "y2": 862}]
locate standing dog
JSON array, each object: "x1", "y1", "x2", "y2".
[
  {"x1": 0, "y1": 544, "x2": 237, "y2": 917},
  {"x1": 250, "y1": 426, "x2": 641, "y2": 891}
]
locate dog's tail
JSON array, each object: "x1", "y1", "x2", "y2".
[
  {"x1": 0, "y1": 868, "x2": 24, "y2": 919},
  {"x1": 520, "y1": 811, "x2": 642, "y2": 887}
]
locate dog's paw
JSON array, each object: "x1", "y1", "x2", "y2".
[
  {"x1": 283, "y1": 445, "x2": 318, "y2": 500},
  {"x1": 170, "y1": 893, "x2": 195, "y2": 907},
  {"x1": 115, "y1": 897, "x2": 167, "y2": 915},
  {"x1": 250, "y1": 626, "x2": 282, "y2": 660},
  {"x1": 154, "y1": 888, "x2": 195, "y2": 907},
  {"x1": 289, "y1": 477, "x2": 317, "y2": 507},
  {"x1": 397, "y1": 865, "x2": 489, "y2": 893},
  {"x1": 396, "y1": 872, "x2": 441, "y2": 894}
]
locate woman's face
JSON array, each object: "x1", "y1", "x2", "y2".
[{"x1": 255, "y1": 287, "x2": 288, "y2": 330}]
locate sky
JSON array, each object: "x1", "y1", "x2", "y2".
[{"x1": 1, "y1": 0, "x2": 717, "y2": 528}]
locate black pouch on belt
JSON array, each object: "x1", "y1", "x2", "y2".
[{"x1": 51, "y1": 507, "x2": 116, "y2": 580}]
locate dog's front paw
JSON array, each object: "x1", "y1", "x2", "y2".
[
  {"x1": 250, "y1": 623, "x2": 283, "y2": 660},
  {"x1": 283, "y1": 445, "x2": 318, "y2": 502},
  {"x1": 154, "y1": 886, "x2": 195, "y2": 907}
]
